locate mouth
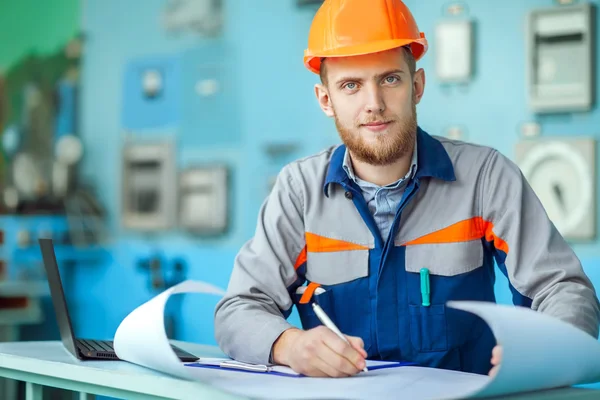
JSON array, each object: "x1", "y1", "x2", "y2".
[{"x1": 361, "y1": 121, "x2": 392, "y2": 132}]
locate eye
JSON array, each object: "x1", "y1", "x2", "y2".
[
  {"x1": 384, "y1": 75, "x2": 400, "y2": 84},
  {"x1": 343, "y1": 82, "x2": 358, "y2": 90}
]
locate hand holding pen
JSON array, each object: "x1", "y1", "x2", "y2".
[
  {"x1": 312, "y1": 302, "x2": 369, "y2": 373},
  {"x1": 271, "y1": 305, "x2": 368, "y2": 377}
]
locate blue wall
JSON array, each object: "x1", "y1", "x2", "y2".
[
  {"x1": 73, "y1": 0, "x2": 600, "y2": 353},
  {"x1": 74, "y1": 0, "x2": 331, "y2": 343}
]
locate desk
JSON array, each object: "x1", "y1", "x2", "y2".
[
  {"x1": 0, "y1": 340, "x2": 597, "y2": 400},
  {"x1": 0, "y1": 341, "x2": 237, "y2": 400},
  {"x1": 0, "y1": 281, "x2": 49, "y2": 400}
]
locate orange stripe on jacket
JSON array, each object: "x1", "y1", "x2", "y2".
[
  {"x1": 403, "y1": 217, "x2": 509, "y2": 254},
  {"x1": 484, "y1": 222, "x2": 509, "y2": 255},
  {"x1": 294, "y1": 246, "x2": 307, "y2": 270},
  {"x1": 305, "y1": 232, "x2": 369, "y2": 252},
  {"x1": 299, "y1": 282, "x2": 321, "y2": 304}
]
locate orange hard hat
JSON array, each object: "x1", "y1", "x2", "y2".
[{"x1": 304, "y1": 0, "x2": 428, "y2": 74}]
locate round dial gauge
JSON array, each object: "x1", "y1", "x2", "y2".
[{"x1": 519, "y1": 142, "x2": 593, "y2": 237}]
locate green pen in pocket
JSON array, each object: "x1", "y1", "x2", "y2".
[{"x1": 420, "y1": 268, "x2": 430, "y2": 307}]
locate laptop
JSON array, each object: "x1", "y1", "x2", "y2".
[{"x1": 39, "y1": 238, "x2": 199, "y2": 362}]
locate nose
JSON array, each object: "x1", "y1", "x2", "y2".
[{"x1": 364, "y1": 85, "x2": 386, "y2": 114}]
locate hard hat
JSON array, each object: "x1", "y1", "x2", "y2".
[{"x1": 304, "y1": 0, "x2": 428, "y2": 74}]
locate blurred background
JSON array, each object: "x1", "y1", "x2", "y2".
[{"x1": 0, "y1": 0, "x2": 599, "y2": 398}]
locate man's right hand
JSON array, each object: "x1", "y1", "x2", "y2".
[{"x1": 272, "y1": 327, "x2": 367, "y2": 377}]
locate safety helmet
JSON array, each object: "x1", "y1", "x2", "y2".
[{"x1": 304, "y1": 0, "x2": 428, "y2": 74}]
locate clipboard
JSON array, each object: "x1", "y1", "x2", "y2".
[
  {"x1": 185, "y1": 358, "x2": 416, "y2": 378},
  {"x1": 185, "y1": 359, "x2": 303, "y2": 377}
]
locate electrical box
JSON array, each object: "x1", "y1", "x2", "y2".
[
  {"x1": 162, "y1": 0, "x2": 223, "y2": 36},
  {"x1": 435, "y1": 20, "x2": 474, "y2": 83},
  {"x1": 526, "y1": 3, "x2": 595, "y2": 113},
  {"x1": 121, "y1": 140, "x2": 177, "y2": 231},
  {"x1": 179, "y1": 165, "x2": 228, "y2": 235}
]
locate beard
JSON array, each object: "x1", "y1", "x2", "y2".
[{"x1": 334, "y1": 99, "x2": 417, "y2": 166}]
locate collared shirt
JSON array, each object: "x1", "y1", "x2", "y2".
[{"x1": 342, "y1": 141, "x2": 418, "y2": 242}]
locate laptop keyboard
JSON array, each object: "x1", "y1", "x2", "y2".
[
  {"x1": 76, "y1": 338, "x2": 198, "y2": 361},
  {"x1": 77, "y1": 339, "x2": 114, "y2": 352}
]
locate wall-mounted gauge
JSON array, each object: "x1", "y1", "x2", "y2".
[{"x1": 516, "y1": 137, "x2": 596, "y2": 240}]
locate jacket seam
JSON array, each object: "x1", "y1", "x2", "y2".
[
  {"x1": 286, "y1": 168, "x2": 305, "y2": 212},
  {"x1": 480, "y1": 151, "x2": 533, "y2": 299},
  {"x1": 478, "y1": 149, "x2": 496, "y2": 221},
  {"x1": 284, "y1": 166, "x2": 307, "y2": 287}
]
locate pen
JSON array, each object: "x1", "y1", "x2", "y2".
[
  {"x1": 420, "y1": 268, "x2": 430, "y2": 307},
  {"x1": 311, "y1": 302, "x2": 369, "y2": 373}
]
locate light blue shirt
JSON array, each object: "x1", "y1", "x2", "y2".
[{"x1": 342, "y1": 142, "x2": 418, "y2": 242}]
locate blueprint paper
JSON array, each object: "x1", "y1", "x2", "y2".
[
  {"x1": 184, "y1": 364, "x2": 489, "y2": 400},
  {"x1": 113, "y1": 280, "x2": 226, "y2": 380},
  {"x1": 447, "y1": 301, "x2": 600, "y2": 398},
  {"x1": 112, "y1": 280, "x2": 600, "y2": 400}
]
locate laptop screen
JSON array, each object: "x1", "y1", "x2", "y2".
[{"x1": 39, "y1": 238, "x2": 79, "y2": 358}]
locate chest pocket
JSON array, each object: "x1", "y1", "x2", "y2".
[
  {"x1": 404, "y1": 240, "x2": 487, "y2": 353},
  {"x1": 293, "y1": 248, "x2": 372, "y2": 353}
]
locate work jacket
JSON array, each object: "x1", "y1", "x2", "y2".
[{"x1": 214, "y1": 127, "x2": 600, "y2": 375}]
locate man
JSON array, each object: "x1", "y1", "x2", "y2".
[{"x1": 214, "y1": 0, "x2": 600, "y2": 378}]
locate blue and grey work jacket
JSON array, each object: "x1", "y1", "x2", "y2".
[{"x1": 215, "y1": 127, "x2": 600, "y2": 375}]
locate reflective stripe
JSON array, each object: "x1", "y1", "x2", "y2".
[
  {"x1": 306, "y1": 232, "x2": 369, "y2": 252},
  {"x1": 294, "y1": 246, "x2": 307, "y2": 270},
  {"x1": 403, "y1": 217, "x2": 510, "y2": 254}
]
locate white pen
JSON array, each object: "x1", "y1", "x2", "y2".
[{"x1": 311, "y1": 302, "x2": 369, "y2": 373}]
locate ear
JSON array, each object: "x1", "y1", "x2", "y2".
[
  {"x1": 413, "y1": 68, "x2": 426, "y2": 104},
  {"x1": 314, "y1": 83, "x2": 334, "y2": 117}
]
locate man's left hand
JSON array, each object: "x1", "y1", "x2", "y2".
[{"x1": 489, "y1": 345, "x2": 502, "y2": 377}]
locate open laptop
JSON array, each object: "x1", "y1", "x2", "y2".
[{"x1": 39, "y1": 238, "x2": 199, "y2": 362}]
